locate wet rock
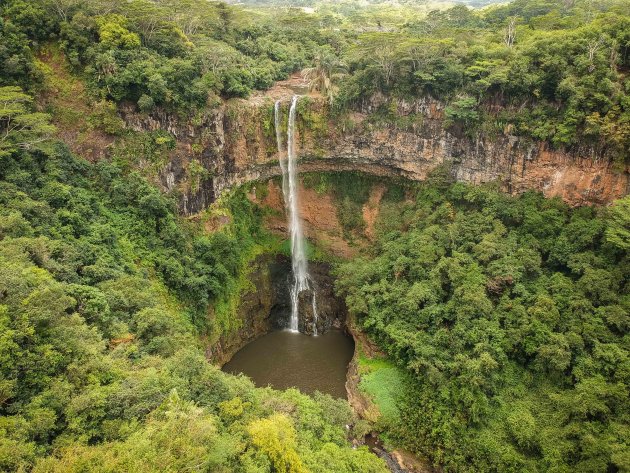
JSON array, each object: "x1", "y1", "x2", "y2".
[
  {"x1": 269, "y1": 256, "x2": 292, "y2": 330},
  {"x1": 208, "y1": 254, "x2": 289, "y2": 364},
  {"x1": 208, "y1": 254, "x2": 347, "y2": 364},
  {"x1": 120, "y1": 95, "x2": 629, "y2": 213}
]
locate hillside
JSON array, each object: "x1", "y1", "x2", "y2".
[{"x1": 0, "y1": 0, "x2": 629, "y2": 472}]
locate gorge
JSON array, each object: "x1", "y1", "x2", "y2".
[
  {"x1": 219, "y1": 96, "x2": 359, "y2": 402},
  {"x1": 1, "y1": 0, "x2": 629, "y2": 472},
  {"x1": 121, "y1": 77, "x2": 630, "y2": 473}
]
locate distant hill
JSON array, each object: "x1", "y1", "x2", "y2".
[{"x1": 228, "y1": 0, "x2": 509, "y2": 7}]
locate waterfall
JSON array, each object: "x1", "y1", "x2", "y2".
[
  {"x1": 275, "y1": 96, "x2": 318, "y2": 335},
  {"x1": 274, "y1": 101, "x2": 289, "y2": 204},
  {"x1": 286, "y1": 96, "x2": 309, "y2": 332}
]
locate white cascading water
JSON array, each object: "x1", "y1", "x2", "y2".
[
  {"x1": 275, "y1": 96, "x2": 318, "y2": 334},
  {"x1": 274, "y1": 101, "x2": 289, "y2": 203}
]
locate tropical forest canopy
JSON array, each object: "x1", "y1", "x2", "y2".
[
  {"x1": 2, "y1": 0, "x2": 629, "y2": 157},
  {"x1": 335, "y1": 170, "x2": 630, "y2": 472},
  {"x1": 0, "y1": 0, "x2": 629, "y2": 472}
]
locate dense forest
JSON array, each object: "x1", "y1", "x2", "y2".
[
  {"x1": 336, "y1": 171, "x2": 630, "y2": 471},
  {"x1": 2, "y1": 0, "x2": 629, "y2": 157},
  {"x1": 1, "y1": 0, "x2": 629, "y2": 471}
]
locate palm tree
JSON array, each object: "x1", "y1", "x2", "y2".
[{"x1": 302, "y1": 52, "x2": 346, "y2": 104}]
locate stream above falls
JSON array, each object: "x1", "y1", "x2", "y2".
[{"x1": 222, "y1": 329, "x2": 354, "y2": 398}]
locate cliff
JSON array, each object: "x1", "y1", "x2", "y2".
[
  {"x1": 119, "y1": 78, "x2": 629, "y2": 215},
  {"x1": 207, "y1": 253, "x2": 347, "y2": 364}
]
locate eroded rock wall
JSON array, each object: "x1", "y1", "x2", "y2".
[
  {"x1": 120, "y1": 87, "x2": 629, "y2": 214},
  {"x1": 208, "y1": 253, "x2": 347, "y2": 364},
  {"x1": 249, "y1": 178, "x2": 361, "y2": 258},
  {"x1": 206, "y1": 254, "x2": 279, "y2": 365}
]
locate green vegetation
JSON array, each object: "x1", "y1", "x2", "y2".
[
  {"x1": 2, "y1": 0, "x2": 628, "y2": 158},
  {"x1": 28, "y1": 386, "x2": 386, "y2": 472},
  {"x1": 1, "y1": 0, "x2": 629, "y2": 471},
  {"x1": 337, "y1": 170, "x2": 630, "y2": 472},
  {"x1": 0, "y1": 88, "x2": 385, "y2": 471},
  {"x1": 336, "y1": 0, "x2": 630, "y2": 159},
  {"x1": 357, "y1": 356, "x2": 404, "y2": 427},
  {"x1": 1, "y1": 0, "x2": 336, "y2": 113},
  {"x1": 0, "y1": 86, "x2": 56, "y2": 157}
]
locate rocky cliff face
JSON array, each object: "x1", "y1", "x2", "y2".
[
  {"x1": 301, "y1": 261, "x2": 347, "y2": 335},
  {"x1": 120, "y1": 80, "x2": 629, "y2": 214},
  {"x1": 207, "y1": 253, "x2": 347, "y2": 364},
  {"x1": 205, "y1": 254, "x2": 277, "y2": 365},
  {"x1": 249, "y1": 178, "x2": 361, "y2": 258}
]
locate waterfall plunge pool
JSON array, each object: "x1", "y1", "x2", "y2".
[
  {"x1": 225, "y1": 97, "x2": 353, "y2": 399},
  {"x1": 222, "y1": 330, "x2": 354, "y2": 398}
]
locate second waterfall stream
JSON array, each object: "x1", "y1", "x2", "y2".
[{"x1": 275, "y1": 96, "x2": 318, "y2": 334}]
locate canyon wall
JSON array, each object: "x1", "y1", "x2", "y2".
[
  {"x1": 207, "y1": 253, "x2": 347, "y2": 364},
  {"x1": 206, "y1": 254, "x2": 281, "y2": 365},
  {"x1": 120, "y1": 81, "x2": 629, "y2": 215}
]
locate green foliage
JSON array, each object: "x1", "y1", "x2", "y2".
[
  {"x1": 0, "y1": 86, "x2": 56, "y2": 158},
  {"x1": 1, "y1": 0, "x2": 627, "y2": 156},
  {"x1": 606, "y1": 195, "x2": 630, "y2": 250},
  {"x1": 302, "y1": 172, "x2": 406, "y2": 240},
  {"x1": 303, "y1": 172, "x2": 367, "y2": 235},
  {"x1": 302, "y1": 49, "x2": 347, "y2": 104},
  {"x1": 296, "y1": 97, "x2": 329, "y2": 144},
  {"x1": 247, "y1": 413, "x2": 307, "y2": 473},
  {"x1": 0, "y1": 120, "x2": 383, "y2": 470},
  {"x1": 96, "y1": 15, "x2": 141, "y2": 50},
  {"x1": 0, "y1": 1, "x2": 628, "y2": 471},
  {"x1": 444, "y1": 96, "x2": 480, "y2": 128},
  {"x1": 187, "y1": 159, "x2": 209, "y2": 193},
  {"x1": 336, "y1": 0, "x2": 630, "y2": 159},
  {"x1": 337, "y1": 178, "x2": 630, "y2": 472},
  {"x1": 358, "y1": 357, "x2": 404, "y2": 426},
  {"x1": 0, "y1": 16, "x2": 43, "y2": 88},
  {"x1": 0, "y1": 0, "x2": 338, "y2": 112},
  {"x1": 86, "y1": 100, "x2": 125, "y2": 136}
]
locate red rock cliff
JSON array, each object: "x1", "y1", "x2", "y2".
[{"x1": 120, "y1": 80, "x2": 629, "y2": 214}]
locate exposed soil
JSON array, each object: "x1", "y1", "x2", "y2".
[
  {"x1": 251, "y1": 178, "x2": 361, "y2": 258},
  {"x1": 248, "y1": 73, "x2": 319, "y2": 104},
  {"x1": 363, "y1": 184, "x2": 387, "y2": 241}
]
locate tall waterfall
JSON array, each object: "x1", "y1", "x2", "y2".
[
  {"x1": 274, "y1": 96, "x2": 318, "y2": 334},
  {"x1": 274, "y1": 101, "x2": 289, "y2": 203}
]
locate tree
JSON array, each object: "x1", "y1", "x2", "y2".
[
  {"x1": 0, "y1": 87, "x2": 55, "y2": 158},
  {"x1": 302, "y1": 51, "x2": 346, "y2": 104},
  {"x1": 504, "y1": 17, "x2": 516, "y2": 48},
  {"x1": 606, "y1": 196, "x2": 630, "y2": 250},
  {"x1": 49, "y1": 0, "x2": 83, "y2": 22},
  {"x1": 445, "y1": 95, "x2": 480, "y2": 127},
  {"x1": 350, "y1": 33, "x2": 400, "y2": 87},
  {"x1": 96, "y1": 14, "x2": 141, "y2": 50},
  {"x1": 247, "y1": 414, "x2": 307, "y2": 473}
]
